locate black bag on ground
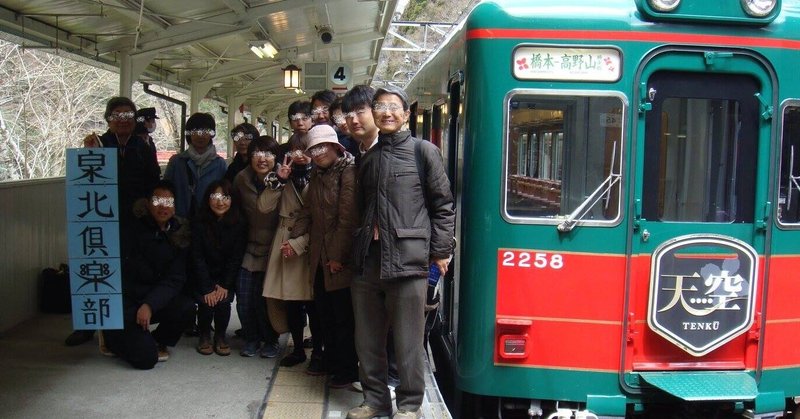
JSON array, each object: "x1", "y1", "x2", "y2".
[{"x1": 39, "y1": 263, "x2": 71, "y2": 314}]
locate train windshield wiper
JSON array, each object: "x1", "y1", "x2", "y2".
[{"x1": 557, "y1": 141, "x2": 621, "y2": 233}]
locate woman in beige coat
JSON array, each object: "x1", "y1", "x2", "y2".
[{"x1": 260, "y1": 133, "x2": 316, "y2": 371}]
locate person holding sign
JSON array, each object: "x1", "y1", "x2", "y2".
[{"x1": 103, "y1": 180, "x2": 195, "y2": 369}]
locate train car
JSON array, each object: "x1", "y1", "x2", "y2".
[{"x1": 406, "y1": 0, "x2": 800, "y2": 417}]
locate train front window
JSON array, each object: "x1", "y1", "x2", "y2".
[{"x1": 505, "y1": 93, "x2": 624, "y2": 223}]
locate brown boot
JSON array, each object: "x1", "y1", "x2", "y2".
[
  {"x1": 214, "y1": 334, "x2": 231, "y2": 356},
  {"x1": 196, "y1": 334, "x2": 213, "y2": 355}
]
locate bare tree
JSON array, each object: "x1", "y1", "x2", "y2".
[{"x1": 0, "y1": 40, "x2": 115, "y2": 180}]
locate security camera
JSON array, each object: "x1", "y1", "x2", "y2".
[{"x1": 318, "y1": 26, "x2": 333, "y2": 44}]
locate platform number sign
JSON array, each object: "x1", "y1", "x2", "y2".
[
  {"x1": 329, "y1": 62, "x2": 352, "y2": 93},
  {"x1": 66, "y1": 148, "x2": 123, "y2": 330}
]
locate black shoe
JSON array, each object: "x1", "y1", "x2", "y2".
[
  {"x1": 306, "y1": 355, "x2": 327, "y2": 376},
  {"x1": 279, "y1": 351, "x2": 307, "y2": 367},
  {"x1": 329, "y1": 375, "x2": 356, "y2": 389},
  {"x1": 234, "y1": 328, "x2": 243, "y2": 338},
  {"x1": 64, "y1": 330, "x2": 95, "y2": 346},
  {"x1": 184, "y1": 324, "x2": 200, "y2": 337},
  {"x1": 302, "y1": 337, "x2": 313, "y2": 349}
]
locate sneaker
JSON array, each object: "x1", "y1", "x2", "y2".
[
  {"x1": 306, "y1": 355, "x2": 327, "y2": 376},
  {"x1": 240, "y1": 341, "x2": 260, "y2": 357},
  {"x1": 392, "y1": 410, "x2": 420, "y2": 419},
  {"x1": 346, "y1": 403, "x2": 391, "y2": 419},
  {"x1": 392, "y1": 409, "x2": 422, "y2": 419},
  {"x1": 65, "y1": 330, "x2": 95, "y2": 346},
  {"x1": 196, "y1": 334, "x2": 213, "y2": 355},
  {"x1": 260, "y1": 342, "x2": 280, "y2": 358},
  {"x1": 157, "y1": 344, "x2": 170, "y2": 362},
  {"x1": 214, "y1": 335, "x2": 231, "y2": 356},
  {"x1": 329, "y1": 375, "x2": 356, "y2": 389},
  {"x1": 279, "y1": 351, "x2": 307, "y2": 367}
]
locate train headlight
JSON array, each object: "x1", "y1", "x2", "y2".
[
  {"x1": 741, "y1": 0, "x2": 777, "y2": 17},
  {"x1": 648, "y1": 0, "x2": 681, "y2": 12}
]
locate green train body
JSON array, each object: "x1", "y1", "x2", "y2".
[{"x1": 405, "y1": 0, "x2": 800, "y2": 417}]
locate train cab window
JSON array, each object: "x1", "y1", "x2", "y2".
[
  {"x1": 641, "y1": 72, "x2": 758, "y2": 224},
  {"x1": 505, "y1": 93, "x2": 624, "y2": 223},
  {"x1": 779, "y1": 105, "x2": 800, "y2": 224}
]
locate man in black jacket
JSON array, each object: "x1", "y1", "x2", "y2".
[
  {"x1": 103, "y1": 180, "x2": 194, "y2": 370},
  {"x1": 348, "y1": 85, "x2": 455, "y2": 419}
]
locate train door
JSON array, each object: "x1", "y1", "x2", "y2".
[{"x1": 625, "y1": 50, "x2": 774, "y2": 397}]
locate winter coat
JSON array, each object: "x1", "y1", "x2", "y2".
[
  {"x1": 190, "y1": 214, "x2": 247, "y2": 296},
  {"x1": 164, "y1": 152, "x2": 226, "y2": 218},
  {"x1": 99, "y1": 131, "x2": 160, "y2": 224},
  {"x1": 294, "y1": 153, "x2": 358, "y2": 291},
  {"x1": 233, "y1": 166, "x2": 279, "y2": 272},
  {"x1": 353, "y1": 131, "x2": 455, "y2": 279},
  {"x1": 260, "y1": 179, "x2": 313, "y2": 301},
  {"x1": 224, "y1": 153, "x2": 248, "y2": 183},
  {"x1": 123, "y1": 201, "x2": 191, "y2": 313}
]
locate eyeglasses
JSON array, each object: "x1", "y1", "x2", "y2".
[
  {"x1": 252, "y1": 151, "x2": 275, "y2": 160},
  {"x1": 186, "y1": 129, "x2": 215, "y2": 137},
  {"x1": 210, "y1": 192, "x2": 231, "y2": 203},
  {"x1": 232, "y1": 132, "x2": 254, "y2": 142},
  {"x1": 151, "y1": 196, "x2": 175, "y2": 208},
  {"x1": 289, "y1": 113, "x2": 310, "y2": 121},
  {"x1": 308, "y1": 144, "x2": 331, "y2": 158},
  {"x1": 344, "y1": 108, "x2": 369, "y2": 120},
  {"x1": 287, "y1": 149, "x2": 305, "y2": 159},
  {"x1": 107, "y1": 111, "x2": 135, "y2": 122},
  {"x1": 311, "y1": 106, "x2": 329, "y2": 117},
  {"x1": 372, "y1": 102, "x2": 404, "y2": 113}
]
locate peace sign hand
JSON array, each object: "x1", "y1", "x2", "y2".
[{"x1": 276, "y1": 154, "x2": 293, "y2": 180}]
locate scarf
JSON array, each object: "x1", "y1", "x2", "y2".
[{"x1": 185, "y1": 144, "x2": 218, "y2": 174}]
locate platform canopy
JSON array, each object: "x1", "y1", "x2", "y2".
[{"x1": 0, "y1": 0, "x2": 397, "y2": 121}]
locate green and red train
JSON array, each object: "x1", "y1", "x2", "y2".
[{"x1": 405, "y1": 0, "x2": 800, "y2": 417}]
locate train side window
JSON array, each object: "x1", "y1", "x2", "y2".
[
  {"x1": 505, "y1": 93, "x2": 624, "y2": 223},
  {"x1": 778, "y1": 105, "x2": 800, "y2": 224}
]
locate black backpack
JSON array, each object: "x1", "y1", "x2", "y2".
[{"x1": 39, "y1": 264, "x2": 71, "y2": 314}]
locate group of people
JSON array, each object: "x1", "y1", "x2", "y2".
[{"x1": 80, "y1": 83, "x2": 455, "y2": 419}]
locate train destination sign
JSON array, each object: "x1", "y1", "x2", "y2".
[
  {"x1": 647, "y1": 235, "x2": 758, "y2": 357},
  {"x1": 512, "y1": 46, "x2": 621, "y2": 82}
]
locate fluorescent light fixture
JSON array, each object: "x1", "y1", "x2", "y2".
[{"x1": 249, "y1": 40, "x2": 278, "y2": 59}]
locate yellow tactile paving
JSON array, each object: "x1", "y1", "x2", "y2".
[{"x1": 262, "y1": 401, "x2": 324, "y2": 419}]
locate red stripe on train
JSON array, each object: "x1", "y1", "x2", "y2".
[{"x1": 467, "y1": 29, "x2": 800, "y2": 50}]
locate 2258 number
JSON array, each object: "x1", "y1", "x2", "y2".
[{"x1": 501, "y1": 251, "x2": 564, "y2": 269}]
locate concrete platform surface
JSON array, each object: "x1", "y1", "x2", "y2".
[{"x1": 0, "y1": 313, "x2": 451, "y2": 419}]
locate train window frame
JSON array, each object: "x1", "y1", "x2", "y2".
[
  {"x1": 501, "y1": 88, "x2": 627, "y2": 226},
  {"x1": 777, "y1": 99, "x2": 800, "y2": 228}
]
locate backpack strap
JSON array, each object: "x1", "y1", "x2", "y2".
[{"x1": 414, "y1": 138, "x2": 428, "y2": 209}]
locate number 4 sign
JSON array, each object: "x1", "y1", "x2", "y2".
[{"x1": 329, "y1": 62, "x2": 352, "y2": 90}]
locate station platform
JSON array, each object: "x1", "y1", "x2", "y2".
[{"x1": 0, "y1": 313, "x2": 451, "y2": 419}]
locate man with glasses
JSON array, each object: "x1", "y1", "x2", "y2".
[
  {"x1": 71, "y1": 97, "x2": 161, "y2": 349},
  {"x1": 347, "y1": 85, "x2": 455, "y2": 419}
]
